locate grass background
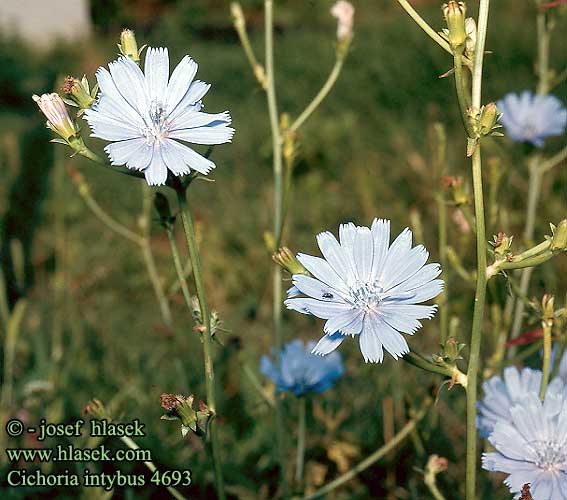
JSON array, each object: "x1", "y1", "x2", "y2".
[{"x1": 1, "y1": 0, "x2": 567, "y2": 498}]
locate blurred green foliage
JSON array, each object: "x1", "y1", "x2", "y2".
[{"x1": 1, "y1": 0, "x2": 567, "y2": 498}]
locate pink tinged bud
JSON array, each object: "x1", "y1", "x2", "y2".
[
  {"x1": 330, "y1": 1, "x2": 355, "y2": 42},
  {"x1": 32, "y1": 93, "x2": 76, "y2": 142}
]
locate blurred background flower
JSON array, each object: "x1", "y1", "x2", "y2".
[
  {"x1": 497, "y1": 91, "x2": 567, "y2": 147},
  {"x1": 260, "y1": 339, "x2": 344, "y2": 396}
]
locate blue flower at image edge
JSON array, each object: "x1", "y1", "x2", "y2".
[
  {"x1": 482, "y1": 387, "x2": 567, "y2": 500},
  {"x1": 476, "y1": 366, "x2": 543, "y2": 438},
  {"x1": 497, "y1": 91, "x2": 567, "y2": 148},
  {"x1": 260, "y1": 339, "x2": 344, "y2": 397}
]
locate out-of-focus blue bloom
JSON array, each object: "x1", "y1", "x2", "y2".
[
  {"x1": 477, "y1": 366, "x2": 543, "y2": 437},
  {"x1": 85, "y1": 47, "x2": 234, "y2": 186},
  {"x1": 260, "y1": 339, "x2": 344, "y2": 397},
  {"x1": 482, "y1": 387, "x2": 567, "y2": 500},
  {"x1": 497, "y1": 91, "x2": 567, "y2": 148},
  {"x1": 284, "y1": 219, "x2": 443, "y2": 363}
]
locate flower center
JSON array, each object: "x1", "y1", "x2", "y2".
[
  {"x1": 532, "y1": 440, "x2": 567, "y2": 472},
  {"x1": 521, "y1": 123, "x2": 538, "y2": 140},
  {"x1": 143, "y1": 101, "x2": 170, "y2": 144},
  {"x1": 348, "y1": 282, "x2": 387, "y2": 312}
]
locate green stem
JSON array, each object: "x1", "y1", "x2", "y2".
[
  {"x1": 68, "y1": 168, "x2": 144, "y2": 246},
  {"x1": 141, "y1": 186, "x2": 174, "y2": 328},
  {"x1": 166, "y1": 226, "x2": 193, "y2": 310},
  {"x1": 289, "y1": 56, "x2": 345, "y2": 133},
  {"x1": 539, "y1": 143, "x2": 567, "y2": 174},
  {"x1": 1, "y1": 300, "x2": 27, "y2": 407},
  {"x1": 395, "y1": 0, "x2": 453, "y2": 56},
  {"x1": 78, "y1": 146, "x2": 105, "y2": 164},
  {"x1": 300, "y1": 399, "x2": 432, "y2": 500},
  {"x1": 242, "y1": 363, "x2": 275, "y2": 408},
  {"x1": 52, "y1": 155, "x2": 66, "y2": 363},
  {"x1": 295, "y1": 397, "x2": 306, "y2": 486},
  {"x1": 232, "y1": 3, "x2": 267, "y2": 89},
  {"x1": 403, "y1": 351, "x2": 467, "y2": 388},
  {"x1": 493, "y1": 251, "x2": 555, "y2": 273},
  {"x1": 540, "y1": 321, "x2": 552, "y2": 400},
  {"x1": 424, "y1": 473, "x2": 448, "y2": 500},
  {"x1": 120, "y1": 436, "x2": 187, "y2": 500},
  {"x1": 465, "y1": 0, "x2": 490, "y2": 495},
  {"x1": 434, "y1": 124, "x2": 449, "y2": 343},
  {"x1": 453, "y1": 53, "x2": 474, "y2": 137},
  {"x1": 176, "y1": 187, "x2": 225, "y2": 500},
  {"x1": 466, "y1": 146, "x2": 488, "y2": 500},
  {"x1": 264, "y1": 0, "x2": 287, "y2": 493},
  {"x1": 536, "y1": 6, "x2": 551, "y2": 95}
]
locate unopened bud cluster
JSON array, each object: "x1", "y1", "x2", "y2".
[
  {"x1": 118, "y1": 29, "x2": 145, "y2": 63},
  {"x1": 272, "y1": 247, "x2": 308, "y2": 275},
  {"x1": 491, "y1": 232, "x2": 514, "y2": 261},
  {"x1": 61, "y1": 75, "x2": 97, "y2": 116},
  {"x1": 160, "y1": 393, "x2": 212, "y2": 437},
  {"x1": 442, "y1": 1, "x2": 467, "y2": 51}
]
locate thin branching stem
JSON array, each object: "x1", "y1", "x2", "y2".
[
  {"x1": 176, "y1": 187, "x2": 225, "y2": 500},
  {"x1": 120, "y1": 436, "x2": 188, "y2": 500},
  {"x1": 264, "y1": 0, "x2": 287, "y2": 493},
  {"x1": 540, "y1": 320, "x2": 552, "y2": 400},
  {"x1": 465, "y1": 1, "x2": 490, "y2": 496},
  {"x1": 166, "y1": 225, "x2": 193, "y2": 310},
  {"x1": 289, "y1": 56, "x2": 345, "y2": 133},
  {"x1": 295, "y1": 396, "x2": 306, "y2": 486},
  {"x1": 395, "y1": 0, "x2": 452, "y2": 56}
]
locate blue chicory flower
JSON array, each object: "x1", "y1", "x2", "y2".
[
  {"x1": 482, "y1": 387, "x2": 567, "y2": 500},
  {"x1": 497, "y1": 91, "x2": 567, "y2": 148},
  {"x1": 477, "y1": 366, "x2": 546, "y2": 437},
  {"x1": 285, "y1": 219, "x2": 443, "y2": 363},
  {"x1": 85, "y1": 47, "x2": 234, "y2": 186},
  {"x1": 260, "y1": 339, "x2": 344, "y2": 396}
]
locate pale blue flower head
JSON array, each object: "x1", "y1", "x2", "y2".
[
  {"x1": 260, "y1": 339, "x2": 344, "y2": 397},
  {"x1": 285, "y1": 219, "x2": 443, "y2": 363},
  {"x1": 85, "y1": 48, "x2": 234, "y2": 186},
  {"x1": 497, "y1": 91, "x2": 567, "y2": 148},
  {"x1": 482, "y1": 385, "x2": 567, "y2": 500},
  {"x1": 477, "y1": 366, "x2": 543, "y2": 437}
]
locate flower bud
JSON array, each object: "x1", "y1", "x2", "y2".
[
  {"x1": 119, "y1": 29, "x2": 142, "y2": 63},
  {"x1": 551, "y1": 219, "x2": 567, "y2": 251},
  {"x1": 464, "y1": 17, "x2": 477, "y2": 58},
  {"x1": 33, "y1": 93, "x2": 77, "y2": 142},
  {"x1": 230, "y1": 2, "x2": 245, "y2": 30},
  {"x1": 441, "y1": 175, "x2": 468, "y2": 205},
  {"x1": 160, "y1": 393, "x2": 212, "y2": 437},
  {"x1": 434, "y1": 337, "x2": 465, "y2": 365},
  {"x1": 479, "y1": 102, "x2": 500, "y2": 136},
  {"x1": 331, "y1": 1, "x2": 354, "y2": 42},
  {"x1": 541, "y1": 294, "x2": 555, "y2": 322},
  {"x1": 426, "y1": 454, "x2": 449, "y2": 476},
  {"x1": 442, "y1": 1, "x2": 467, "y2": 50},
  {"x1": 491, "y1": 232, "x2": 513, "y2": 257},
  {"x1": 331, "y1": 1, "x2": 354, "y2": 57},
  {"x1": 273, "y1": 247, "x2": 308, "y2": 275},
  {"x1": 61, "y1": 76, "x2": 96, "y2": 114}
]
